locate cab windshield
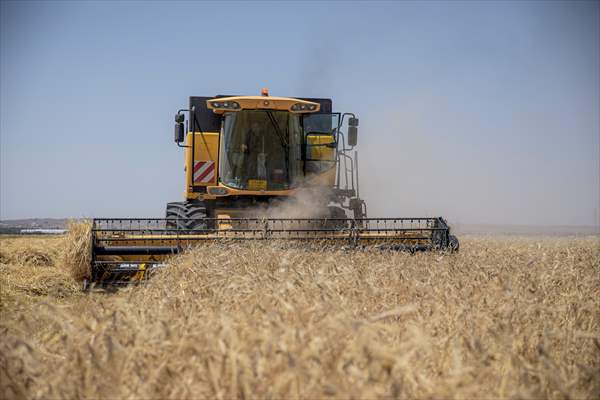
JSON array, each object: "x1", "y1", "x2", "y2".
[{"x1": 220, "y1": 110, "x2": 304, "y2": 190}]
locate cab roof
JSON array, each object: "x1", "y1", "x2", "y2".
[{"x1": 189, "y1": 95, "x2": 332, "y2": 132}]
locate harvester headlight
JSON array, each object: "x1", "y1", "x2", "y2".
[
  {"x1": 208, "y1": 187, "x2": 229, "y2": 196},
  {"x1": 291, "y1": 102, "x2": 317, "y2": 112},
  {"x1": 210, "y1": 101, "x2": 240, "y2": 110}
]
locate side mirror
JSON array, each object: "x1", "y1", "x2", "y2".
[
  {"x1": 348, "y1": 126, "x2": 358, "y2": 146},
  {"x1": 347, "y1": 117, "x2": 359, "y2": 146},
  {"x1": 174, "y1": 123, "x2": 184, "y2": 143},
  {"x1": 174, "y1": 113, "x2": 185, "y2": 143}
]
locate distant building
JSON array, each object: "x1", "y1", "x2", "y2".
[{"x1": 19, "y1": 229, "x2": 67, "y2": 235}]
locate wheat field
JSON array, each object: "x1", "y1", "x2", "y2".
[{"x1": 1, "y1": 234, "x2": 599, "y2": 399}]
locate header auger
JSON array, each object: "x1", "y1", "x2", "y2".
[{"x1": 88, "y1": 89, "x2": 458, "y2": 288}]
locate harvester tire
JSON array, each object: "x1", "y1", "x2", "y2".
[
  {"x1": 449, "y1": 235, "x2": 460, "y2": 252},
  {"x1": 326, "y1": 206, "x2": 347, "y2": 229},
  {"x1": 166, "y1": 201, "x2": 208, "y2": 230},
  {"x1": 328, "y1": 206, "x2": 347, "y2": 219}
]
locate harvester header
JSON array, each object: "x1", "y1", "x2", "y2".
[{"x1": 86, "y1": 89, "x2": 458, "y2": 289}]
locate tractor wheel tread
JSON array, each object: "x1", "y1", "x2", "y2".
[
  {"x1": 166, "y1": 201, "x2": 208, "y2": 230},
  {"x1": 325, "y1": 206, "x2": 347, "y2": 229}
]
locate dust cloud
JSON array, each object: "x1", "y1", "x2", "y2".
[
  {"x1": 355, "y1": 104, "x2": 600, "y2": 229},
  {"x1": 256, "y1": 186, "x2": 339, "y2": 220}
]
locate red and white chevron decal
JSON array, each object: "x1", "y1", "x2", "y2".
[{"x1": 193, "y1": 160, "x2": 215, "y2": 184}]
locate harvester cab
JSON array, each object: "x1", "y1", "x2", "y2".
[
  {"x1": 88, "y1": 89, "x2": 459, "y2": 287},
  {"x1": 168, "y1": 89, "x2": 367, "y2": 226}
]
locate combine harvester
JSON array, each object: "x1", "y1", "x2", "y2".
[{"x1": 89, "y1": 89, "x2": 458, "y2": 287}]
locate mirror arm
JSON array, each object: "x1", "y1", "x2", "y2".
[{"x1": 339, "y1": 112, "x2": 356, "y2": 129}]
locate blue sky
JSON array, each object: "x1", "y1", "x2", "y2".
[{"x1": 1, "y1": 1, "x2": 598, "y2": 226}]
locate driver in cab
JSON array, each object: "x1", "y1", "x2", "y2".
[{"x1": 240, "y1": 120, "x2": 286, "y2": 185}]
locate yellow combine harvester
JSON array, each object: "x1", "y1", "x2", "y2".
[{"x1": 89, "y1": 89, "x2": 458, "y2": 287}]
